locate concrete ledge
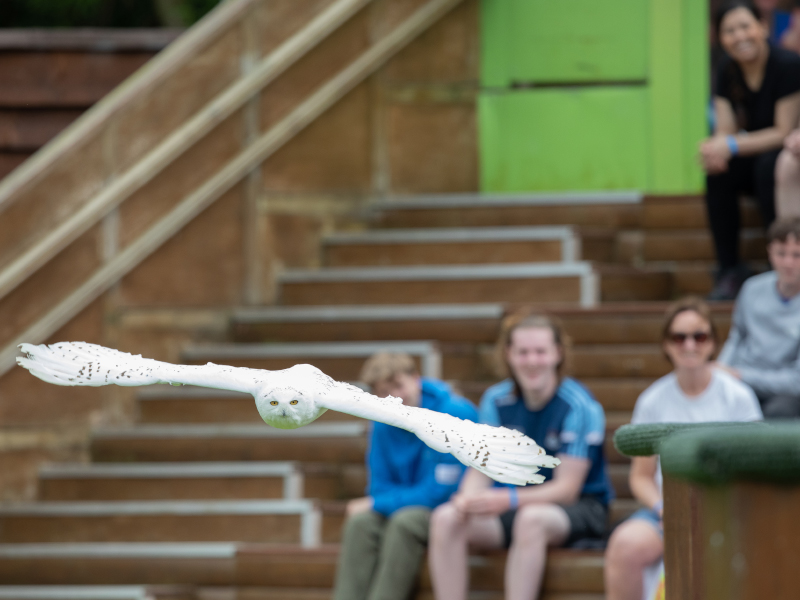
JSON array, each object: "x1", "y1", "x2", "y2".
[
  {"x1": 0, "y1": 29, "x2": 183, "y2": 52},
  {"x1": 0, "y1": 587, "x2": 152, "y2": 600},
  {"x1": 0, "y1": 543, "x2": 236, "y2": 559},
  {"x1": 92, "y1": 422, "x2": 368, "y2": 440},
  {"x1": 182, "y1": 340, "x2": 442, "y2": 379},
  {"x1": 371, "y1": 190, "x2": 642, "y2": 210},
  {"x1": 39, "y1": 462, "x2": 300, "y2": 479},
  {"x1": 231, "y1": 303, "x2": 504, "y2": 323},
  {"x1": 280, "y1": 262, "x2": 593, "y2": 282},
  {"x1": 324, "y1": 226, "x2": 575, "y2": 244}
]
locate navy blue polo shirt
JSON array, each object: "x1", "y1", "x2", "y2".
[{"x1": 479, "y1": 378, "x2": 613, "y2": 505}]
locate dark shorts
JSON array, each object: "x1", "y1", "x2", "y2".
[{"x1": 498, "y1": 495, "x2": 608, "y2": 549}]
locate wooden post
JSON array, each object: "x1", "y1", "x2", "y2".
[{"x1": 663, "y1": 478, "x2": 800, "y2": 600}]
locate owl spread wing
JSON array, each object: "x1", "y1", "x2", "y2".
[
  {"x1": 17, "y1": 342, "x2": 263, "y2": 396},
  {"x1": 312, "y1": 375, "x2": 560, "y2": 486}
]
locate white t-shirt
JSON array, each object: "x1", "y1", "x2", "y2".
[{"x1": 631, "y1": 369, "x2": 762, "y2": 493}]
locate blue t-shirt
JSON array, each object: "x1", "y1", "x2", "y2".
[
  {"x1": 367, "y1": 378, "x2": 479, "y2": 516},
  {"x1": 479, "y1": 377, "x2": 613, "y2": 506}
]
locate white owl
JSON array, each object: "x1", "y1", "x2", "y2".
[{"x1": 17, "y1": 342, "x2": 560, "y2": 485}]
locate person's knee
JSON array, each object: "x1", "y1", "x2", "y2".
[
  {"x1": 775, "y1": 150, "x2": 800, "y2": 187},
  {"x1": 344, "y1": 509, "x2": 381, "y2": 537},
  {"x1": 429, "y1": 503, "x2": 461, "y2": 543},
  {"x1": 511, "y1": 505, "x2": 556, "y2": 546},
  {"x1": 386, "y1": 508, "x2": 430, "y2": 541},
  {"x1": 606, "y1": 522, "x2": 660, "y2": 568}
]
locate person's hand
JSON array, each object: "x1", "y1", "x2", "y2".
[
  {"x1": 699, "y1": 136, "x2": 732, "y2": 174},
  {"x1": 785, "y1": 129, "x2": 800, "y2": 157},
  {"x1": 712, "y1": 361, "x2": 741, "y2": 379},
  {"x1": 345, "y1": 496, "x2": 374, "y2": 517},
  {"x1": 453, "y1": 489, "x2": 512, "y2": 516}
]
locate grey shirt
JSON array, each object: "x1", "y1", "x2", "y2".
[{"x1": 718, "y1": 271, "x2": 800, "y2": 397}]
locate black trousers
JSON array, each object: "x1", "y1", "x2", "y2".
[{"x1": 705, "y1": 149, "x2": 780, "y2": 271}]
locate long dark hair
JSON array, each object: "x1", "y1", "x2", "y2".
[
  {"x1": 715, "y1": 0, "x2": 761, "y2": 35},
  {"x1": 715, "y1": 1, "x2": 764, "y2": 128}
]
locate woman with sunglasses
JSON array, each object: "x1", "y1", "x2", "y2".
[{"x1": 603, "y1": 297, "x2": 762, "y2": 600}]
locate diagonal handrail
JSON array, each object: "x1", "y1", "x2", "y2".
[
  {"x1": 0, "y1": 0, "x2": 372, "y2": 303},
  {"x1": 0, "y1": 0, "x2": 465, "y2": 376}
]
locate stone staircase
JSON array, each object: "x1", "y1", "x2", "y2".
[{"x1": 0, "y1": 190, "x2": 753, "y2": 599}]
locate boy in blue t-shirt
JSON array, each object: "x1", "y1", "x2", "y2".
[
  {"x1": 427, "y1": 313, "x2": 613, "y2": 600},
  {"x1": 332, "y1": 352, "x2": 478, "y2": 600}
]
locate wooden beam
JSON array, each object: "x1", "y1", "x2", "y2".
[
  {"x1": 0, "y1": 0, "x2": 466, "y2": 376},
  {"x1": 0, "y1": 0, "x2": 373, "y2": 305}
]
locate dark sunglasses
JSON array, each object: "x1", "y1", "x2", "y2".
[{"x1": 668, "y1": 331, "x2": 711, "y2": 345}]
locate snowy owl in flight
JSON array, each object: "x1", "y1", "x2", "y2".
[{"x1": 17, "y1": 341, "x2": 559, "y2": 485}]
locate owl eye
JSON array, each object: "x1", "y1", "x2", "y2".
[
  {"x1": 290, "y1": 400, "x2": 299, "y2": 405},
  {"x1": 270, "y1": 400, "x2": 278, "y2": 406}
]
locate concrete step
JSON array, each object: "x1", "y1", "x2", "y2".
[
  {"x1": 38, "y1": 458, "x2": 632, "y2": 503},
  {"x1": 322, "y1": 226, "x2": 582, "y2": 267},
  {"x1": 370, "y1": 191, "x2": 643, "y2": 229},
  {"x1": 135, "y1": 375, "x2": 646, "y2": 423},
  {"x1": 90, "y1": 416, "x2": 631, "y2": 465},
  {"x1": 230, "y1": 302, "x2": 733, "y2": 345},
  {"x1": 182, "y1": 340, "x2": 442, "y2": 381},
  {"x1": 0, "y1": 500, "x2": 321, "y2": 546},
  {"x1": 278, "y1": 263, "x2": 598, "y2": 307},
  {"x1": 0, "y1": 543, "x2": 606, "y2": 596},
  {"x1": 90, "y1": 423, "x2": 370, "y2": 464},
  {"x1": 37, "y1": 462, "x2": 305, "y2": 502},
  {"x1": 371, "y1": 192, "x2": 760, "y2": 231},
  {"x1": 231, "y1": 303, "x2": 504, "y2": 344}
]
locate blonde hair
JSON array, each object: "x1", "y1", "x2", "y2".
[
  {"x1": 359, "y1": 352, "x2": 418, "y2": 387},
  {"x1": 494, "y1": 308, "x2": 570, "y2": 382}
]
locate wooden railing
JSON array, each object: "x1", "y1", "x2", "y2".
[{"x1": 0, "y1": 0, "x2": 464, "y2": 375}]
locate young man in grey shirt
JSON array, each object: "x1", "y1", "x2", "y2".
[{"x1": 717, "y1": 218, "x2": 800, "y2": 417}]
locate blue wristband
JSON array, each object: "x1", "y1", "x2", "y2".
[
  {"x1": 508, "y1": 487, "x2": 519, "y2": 510},
  {"x1": 726, "y1": 135, "x2": 739, "y2": 156}
]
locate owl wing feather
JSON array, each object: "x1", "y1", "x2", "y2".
[
  {"x1": 311, "y1": 374, "x2": 560, "y2": 486},
  {"x1": 17, "y1": 342, "x2": 262, "y2": 396}
]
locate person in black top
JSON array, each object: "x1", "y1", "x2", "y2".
[{"x1": 701, "y1": 0, "x2": 800, "y2": 300}]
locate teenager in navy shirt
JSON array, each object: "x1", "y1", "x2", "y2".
[
  {"x1": 428, "y1": 312, "x2": 613, "y2": 600},
  {"x1": 332, "y1": 352, "x2": 478, "y2": 600}
]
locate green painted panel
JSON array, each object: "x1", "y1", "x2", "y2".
[
  {"x1": 479, "y1": 87, "x2": 649, "y2": 191},
  {"x1": 648, "y1": 0, "x2": 709, "y2": 193},
  {"x1": 481, "y1": 0, "x2": 649, "y2": 86}
]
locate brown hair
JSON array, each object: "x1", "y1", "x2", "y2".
[
  {"x1": 359, "y1": 352, "x2": 418, "y2": 388},
  {"x1": 661, "y1": 297, "x2": 718, "y2": 363},
  {"x1": 494, "y1": 309, "x2": 571, "y2": 391},
  {"x1": 767, "y1": 217, "x2": 800, "y2": 244}
]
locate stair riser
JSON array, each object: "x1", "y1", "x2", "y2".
[
  {"x1": 0, "y1": 554, "x2": 604, "y2": 594},
  {"x1": 91, "y1": 436, "x2": 628, "y2": 465},
  {"x1": 0, "y1": 514, "x2": 309, "y2": 544},
  {"x1": 280, "y1": 278, "x2": 585, "y2": 306},
  {"x1": 232, "y1": 313, "x2": 731, "y2": 345},
  {"x1": 324, "y1": 240, "x2": 567, "y2": 267},
  {"x1": 0, "y1": 558, "x2": 234, "y2": 586},
  {"x1": 232, "y1": 318, "x2": 500, "y2": 344},
  {"x1": 91, "y1": 438, "x2": 367, "y2": 464},
  {"x1": 38, "y1": 466, "x2": 632, "y2": 502}
]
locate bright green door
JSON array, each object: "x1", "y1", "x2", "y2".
[{"x1": 479, "y1": 0, "x2": 708, "y2": 193}]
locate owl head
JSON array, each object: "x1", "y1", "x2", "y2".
[{"x1": 254, "y1": 364, "x2": 326, "y2": 429}]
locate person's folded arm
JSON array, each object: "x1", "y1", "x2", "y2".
[
  {"x1": 701, "y1": 93, "x2": 800, "y2": 172},
  {"x1": 372, "y1": 456, "x2": 466, "y2": 516},
  {"x1": 516, "y1": 454, "x2": 590, "y2": 506},
  {"x1": 738, "y1": 359, "x2": 800, "y2": 397}
]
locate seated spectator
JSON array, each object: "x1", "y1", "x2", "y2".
[
  {"x1": 332, "y1": 352, "x2": 478, "y2": 600},
  {"x1": 716, "y1": 217, "x2": 800, "y2": 416},
  {"x1": 427, "y1": 312, "x2": 613, "y2": 600},
  {"x1": 700, "y1": 0, "x2": 800, "y2": 300},
  {"x1": 604, "y1": 297, "x2": 762, "y2": 600}
]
